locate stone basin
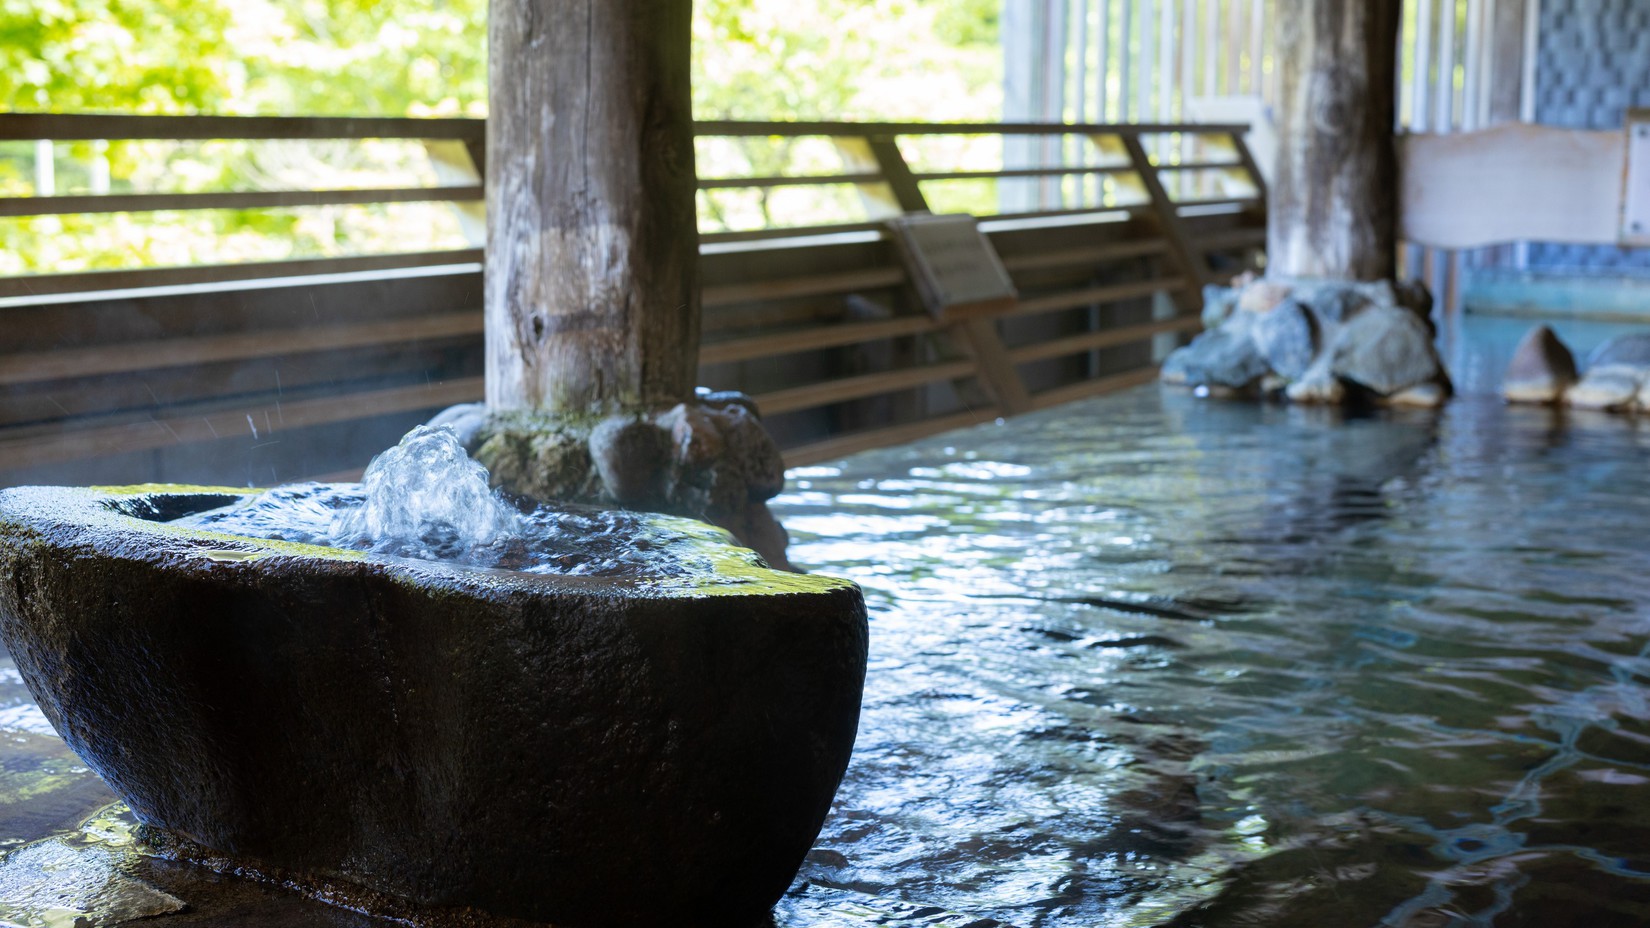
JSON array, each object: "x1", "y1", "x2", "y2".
[{"x1": 0, "y1": 484, "x2": 867, "y2": 927}]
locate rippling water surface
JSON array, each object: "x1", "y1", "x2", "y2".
[{"x1": 773, "y1": 386, "x2": 1650, "y2": 928}]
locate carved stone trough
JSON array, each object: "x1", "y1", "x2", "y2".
[{"x1": 0, "y1": 484, "x2": 867, "y2": 927}]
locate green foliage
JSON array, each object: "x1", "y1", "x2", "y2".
[{"x1": 1, "y1": 0, "x2": 1002, "y2": 271}]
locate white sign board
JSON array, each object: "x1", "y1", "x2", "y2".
[
  {"x1": 887, "y1": 214, "x2": 1017, "y2": 321},
  {"x1": 1622, "y1": 111, "x2": 1650, "y2": 246}
]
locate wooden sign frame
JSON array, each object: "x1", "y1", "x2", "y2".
[{"x1": 886, "y1": 213, "x2": 1018, "y2": 322}]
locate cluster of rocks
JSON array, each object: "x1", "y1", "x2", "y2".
[
  {"x1": 1162, "y1": 274, "x2": 1451, "y2": 406},
  {"x1": 429, "y1": 389, "x2": 794, "y2": 569},
  {"x1": 1504, "y1": 327, "x2": 1650, "y2": 412}
]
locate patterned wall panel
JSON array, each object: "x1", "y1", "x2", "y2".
[{"x1": 1529, "y1": 0, "x2": 1650, "y2": 272}]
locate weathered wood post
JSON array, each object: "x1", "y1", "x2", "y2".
[
  {"x1": 470, "y1": 0, "x2": 794, "y2": 567},
  {"x1": 1268, "y1": 0, "x2": 1401, "y2": 280},
  {"x1": 1161, "y1": 0, "x2": 1449, "y2": 406},
  {"x1": 485, "y1": 0, "x2": 699, "y2": 414}
]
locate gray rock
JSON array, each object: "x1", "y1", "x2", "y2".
[
  {"x1": 1503, "y1": 325, "x2": 1577, "y2": 404},
  {"x1": 425, "y1": 402, "x2": 488, "y2": 453},
  {"x1": 1285, "y1": 358, "x2": 1347, "y2": 405},
  {"x1": 1201, "y1": 283, "x2": 1240, "y2": 329},
  {"x1": 1160, "y1": 346, "x2": 1192, "y2": 385},
  {"x1": 0, "y1": 485, "x2": 866, "y2": 928},
  {"x1": 1567, "y1": 364, "x2": 1645, "y2": 411},
  {"x1": 1300, "y1": 285, "x2": 1367, "y2": 326},
  {"x1": 1252, "y1": 298, "x2": 1318, "y2": 380},
  {"x1": 1161, "y1": 314, "x2": 1268, "y2": 389},
  {"x1": 694, "y1": 387, "x2": 763, "y2": 418},
  {"x1": 1393, "y1": 278, "x2": 1435, "y2": 319},
  {"x1": 1382, "y1": 381, "x2": 1450, "y2": 408},
  {"x1": 1586, "y1": 333, "x2": 1650, "y2": 369},
  {"x1": 1328, "y1": 305, "x2": 1444, "y2": 396},
  {"x1": 706, "y1": 402, "x2": 788, "y2": 503},
  {"x1": 588, "y1": 415, "x2": 674, "y2": 507}
]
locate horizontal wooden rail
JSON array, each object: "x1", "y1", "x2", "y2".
[
  {"x1": 1191, "y1": 227, "x2": 1267, "y2": 250},
  {"x1": 910, "y1": 165, "x2": 1136, "y2": 182},
  {"x1": 702, "y1": 267, "x2": 906, "y2": 308},
  {"x1": 1007, "y1": 314, "x2": 1201, "y2": 364},
  {"x1": 1029, "y1": 366, "x2": 1161, "y2": 411},
  {"x1": 1005, "y1": 276, "x2": 1187, "y2": 318},
  {"x1": 0, "y1": 377, "x2": 483, "y2": 471},
  {"x1": 700, "y1": 315, "x2": 936, "y2": 365},
  {"x1": 697, "y1": 173, "x2": 883, "y2": 190},
  {"x1": 0, "y1": 186, "x2": 484, "y2": 218},
  {"x1": 0, "y1": 113, "x2": 482, "y2": 141},
  {"x1": 753, "y1": 359, "x2": 976, "y2": 416},
  {"x1": 783, "y1": 407, "x2": 999, "y2": 468},
  {"x1": 997, "y1": 238, "x2": 1167, "y2": 272},
  {"x1": 694, "y1": 120, "x2": 1250, "y2": 137},
  {"x1": 1, "y1": 311, "x2": 481, "y2": 386},
  {"x1": 1153, "y1": 160, "x2": 1245, "y2": 172},
  {"x1": 0, "y1": 250, "x2": 482, "y2": 301}
]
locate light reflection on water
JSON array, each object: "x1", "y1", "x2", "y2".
[{"x1": 774, "y1": 386, "x2": 1650, "y2": 927}]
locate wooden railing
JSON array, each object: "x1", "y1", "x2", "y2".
[{"x1": 0, "y1": 115, "x2": 1265, "y2": 486}]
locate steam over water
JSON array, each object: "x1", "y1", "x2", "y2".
[
  {"x1": 173, "y1": 425, "x2": 705, "y2": 577},
  {"x1": 773, "y1": 387, "x2": 1650, "y2": 927}
]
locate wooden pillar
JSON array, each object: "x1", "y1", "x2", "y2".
[
  {"x1": 1269, "y1": 0, "x2": 1401, "y2": 281},
  {"x1": 485, "y1": 0, "x2": 700, "y2": 415}
]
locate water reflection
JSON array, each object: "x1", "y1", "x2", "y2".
[{"x1": 776, "y1": 387, "x2": 1650, "y2": 927}]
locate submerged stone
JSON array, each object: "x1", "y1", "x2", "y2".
[
  {"x1": 1503, "y1": 325, "x2": 1578, "y2": 405},
  {"x1": 0, "y1": 485, "x2": 868, "y2": 928}
]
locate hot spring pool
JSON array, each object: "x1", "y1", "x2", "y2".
[
  {"x1": 4, "y1": 384, "x2": 1650, "y2": 926},
  {"x1": 774, "y1": 386, "x2": 1650, "y2": 927}
]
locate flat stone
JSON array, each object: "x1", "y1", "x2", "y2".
[
  {"x1": 1503, "y1": 325, "x2": 1578, "y2": 404},
  {"x1": 1252, "y1": 298, "x2": 1318, "y2": 380},
  {"x1": 0, "y1": 486, "x2": 868, "y2": 928},
  {"x1": 1566, "y1": 364, "x2": 1645, "y2": 411},
  {"x1": 1327, "y1": 305, "x2": 1444, "y2": 396}
]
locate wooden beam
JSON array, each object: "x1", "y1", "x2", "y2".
[
  {"x1": 0, "y1": 311, "x2": 481, "y2": 387},
  {"x1": 0, "y1": 113, "x2": 482, "y2": 142},
  {"x1": 1118, "y1": 133, "x2": 1213, "y2": 300},
  {"x1": 0, "y1": 186, "x2": 483, "y2": 218},
  {"x1": 1270, "y1": 0, "x2": 1401, "y2": 280},
  {"x1": 693, "y1": 120, "x2": 1251, "y2": 138},
  {"x1": 0, "y1": 378, "x2": 483, "y2": 471},
  {"x1": 700, "y1": 315, "x2": 937, "y2": 366},
  {"x1": 751, "y1": 359, "x2": 977, "y2": 416},
  {"x1": 781, "y1": 407, "x2": 998, "y2": 467},
  {"x1": 1002, "y1": 276, "x2": 1189, "y2": 319},
  {"x1": 1029, "y1": 366, "x2": 1161, "y2": 411},
  {"x1": 486, "y1": 0, "x2": 699, "y2": 414},
  {"x1": 0, "y1": 250, "x2": 481, "y2": 300},
  {"x1": 702, "y1": 267, "x2": 906, "y2": 308},
  {"x1": 1006, "y1": 314, "x2": 1202, "y2": 364}
]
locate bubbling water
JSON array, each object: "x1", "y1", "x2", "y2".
[
  {"x1": 337, "y1": 424, "x2": 520, "y2": 556},
  {"x1": 173, "y1": 425, "x2": 714, "y2": 578}
]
